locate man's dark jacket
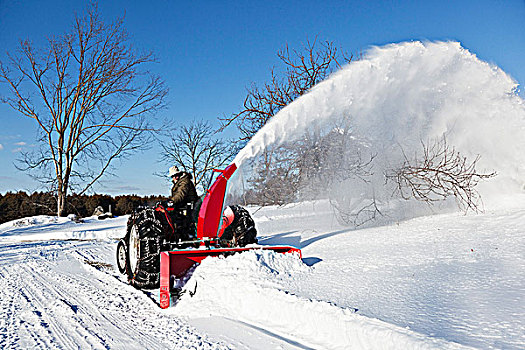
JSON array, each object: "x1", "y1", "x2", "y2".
[{"x1": 170, "y1": 172, "x2": 199, "y2": 207}]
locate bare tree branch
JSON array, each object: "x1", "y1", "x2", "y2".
[
  {"x1": 161, "y1": 120, "x2": 237, "y2": 192},
  {"x1": 386, "y1": 137, "x2": 496, "y2": 212},
  {"x1": 219, "y1": 38, "x2": 353, "y2": 142}
]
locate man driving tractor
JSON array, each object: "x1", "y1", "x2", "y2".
[
  {"x1": 117, "y1": 163, "x2": 263, "y2": 290},
  {"x1": 169, "y1": 165, "x2": 199, "y2": 208}
]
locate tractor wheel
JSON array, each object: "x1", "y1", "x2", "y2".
[
  {"x1": 126, "y1": 209, "x2": 163, "y2": 289},
  {"x1": 116, "y1": 239, "x2": 127, "y2": 274},
  {"x1": 221, "y1": 205, "x2": 258, "y2": 247}
]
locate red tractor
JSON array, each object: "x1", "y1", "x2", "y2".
[{"x1": 116, "y1": 164, "x2": 301, "y2": 308}]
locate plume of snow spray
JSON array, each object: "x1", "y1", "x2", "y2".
[{"x1": 231, "y1": 41, "x2": 525, "y2": 221}]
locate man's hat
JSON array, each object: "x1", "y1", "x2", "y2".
[{"x1": 169, "y1": 165, "x2": 181, "y2": 177}]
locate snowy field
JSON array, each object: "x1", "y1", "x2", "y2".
[{"x1": 0, "y1": 196, "x2": 524, "y2": 349}]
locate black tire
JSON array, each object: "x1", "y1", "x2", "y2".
[
  {"x1": 116, "y1": 239, "x2": 127, "y2": 274},
  {"x1": 126, "y1": 209, "x2": 163, "y2": 289},
  {"x1": 221, "y1": 205, "x2": 258, "y2": 247}
]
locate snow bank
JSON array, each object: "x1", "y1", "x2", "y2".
[
  {"x1": 232, "y1": 41, "x2": 525, "y2": 217},
  {"x1": 0, "y1": 215, "x2": 127, "y2": 242},
  {"x1": 0, "y1": 215, "x2": 60, "y2": 229},
  {"x1": 174, "y1": 250, "x2": 465, "y2": 349}
]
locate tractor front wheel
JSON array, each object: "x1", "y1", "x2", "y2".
[{"x1": 116, "y1": 239, "x2": 127, "y2": 274}]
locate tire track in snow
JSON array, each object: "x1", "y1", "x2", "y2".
[
  {"x1": 4, "y1": 242, "x2": 155, "y2": 349},
  {"x1": 0, "y1": 266, "x2": 22, "y2": 348},
  {"x1": 1, "y1": 246, "x2": 111, "y2": 349},
  {"x1": 19, "y1": 260, "x2": 113, "y2": 349},
  {"x1": 0, "y1": 263, "x2": 64, "y2": 349},
  {"x1": 41, "y1": 259, "x2": 165, "y2": 349},
  {"x1": 0, "y1": 240, "x2": 230, "y2": 349}
]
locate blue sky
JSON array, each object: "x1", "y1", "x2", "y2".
[{"x1": 0, "y1": 0, "x2": 524, "y2": 196}]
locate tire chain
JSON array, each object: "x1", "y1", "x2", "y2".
[
  {"x1": 221, "y1": 205, "x2": 258, "y2": 247},
  {"x1": 127, "y1": 209, "x2": 163, "y2": 289}
]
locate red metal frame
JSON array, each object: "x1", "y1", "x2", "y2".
[
  {"x1": 197, "y1": 164, "x2": 237, "y2": 241},
  {"x1": 159, "y1": 246, "x2": 302, "y2": 309}
]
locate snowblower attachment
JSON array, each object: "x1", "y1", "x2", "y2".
[{"x1": 159, "y1": 163, "x2": 301, "y2": 309}]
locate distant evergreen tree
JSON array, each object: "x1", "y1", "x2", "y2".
[{"x1": 0, "y1": 192, "x2": 169, "y2": 224}]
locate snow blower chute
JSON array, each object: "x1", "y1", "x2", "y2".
[{"x1": 116, "y1": 163, "x2": 301, "y2": 309}]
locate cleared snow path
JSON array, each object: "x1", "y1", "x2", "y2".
[{"x1": 0, "y1": 239, "x2": 227, "y2": 349}]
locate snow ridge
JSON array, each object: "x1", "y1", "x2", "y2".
[{"x1": 175, "y1": 250, "x2": 466, "y2": 349}]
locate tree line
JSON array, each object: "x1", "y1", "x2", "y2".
[{"x1": 0, "y1": 191, "x2": 164, "y2": 225}]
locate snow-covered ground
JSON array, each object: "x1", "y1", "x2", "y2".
[{"x1": 1, "y1": 196, "x2": 524, "y2": 349}]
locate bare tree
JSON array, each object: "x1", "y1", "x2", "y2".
[
  {"x1": 220, "y1": 38, "x2": 353, "y2": 142},
  {"x1": 386, "y1": 137, "x2": 496, "y2": 212},
  {"x1": 0, "y1": 4, "x2": 167, "y2": 216},
  {"x1": 245, "y1": 118, "x2": 375, "y2": 206},
  {"x1": 245, "y1": 146, "x2": 301, "y2": 205},
  {"x1": 221, "y1": 39, "x2": 356, "y2": 206},
  {"x1": 161, "y1": 120, "x2": 237, "y2": 192}
]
